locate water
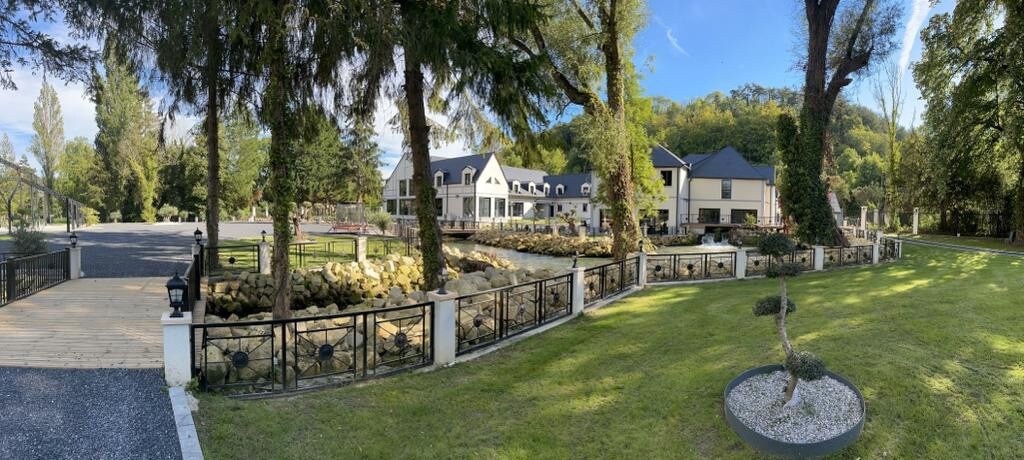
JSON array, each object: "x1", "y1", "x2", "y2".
[{"x1": 698, "y1": 233, "x2": 738, "y2": 250}]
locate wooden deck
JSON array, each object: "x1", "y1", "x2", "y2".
[{"x1": 0, "y1": 278, "x2": 169, "y2": 369}]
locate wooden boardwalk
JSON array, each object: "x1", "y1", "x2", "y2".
[{"x1": 0, "y1": 278, "x2": 168, "y2": 369}]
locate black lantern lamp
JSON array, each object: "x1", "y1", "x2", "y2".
[
  {"x1": 572, "y1": 251, "x2": 579, "y2": 268},
  {"x1": 193, "y1": 228, "x2": 203, "y2": 245},
  {"x1": 638, "y1": 238, "x2": 645, "y2": 253},
  {"x1": 261, "y1": 230, "x2": 268, "y2": 242},
  {"x1": 166, "y1": 272, "x2": 187, "y2": 318},
  {"x1": 69, "y1": 231, "x2": 78, "y2": 248},
  {"x1": 437, "y1": 267, "x2": 449, "y2": 295}
]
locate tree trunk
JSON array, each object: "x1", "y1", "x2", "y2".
[
  {"x1": 204, "y1": 15, "x2": 221, "y2": 268},
  {"x1": 402, "y1": 43, "x2": 444, "y2": 291},
  {"x1": 784, "y1": 373, "x2": 798, "y2": 403},
  {"x1": 776, "y1": 272, "x2": 794, "y2": 357},
  {"x1": 266, "y1": 23, "x2": 293, "y2": 319},
  {"x1": 601, "y1": 0, "x2": 640, "y2": 260}
]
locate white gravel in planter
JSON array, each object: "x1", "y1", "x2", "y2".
[{"x1": 726, "y1": 370, "x2": 862, "y2": 444}]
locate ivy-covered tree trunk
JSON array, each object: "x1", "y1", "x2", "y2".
[
  {"x1": 265, "y1": 22, "x2": 293, "y2": 320},
  {"x1": 402, "y1": 44, "x2": 444, "y2": 291},
  {"x1": 205, "y1": 72, "x2": 220, "y2": 267}
]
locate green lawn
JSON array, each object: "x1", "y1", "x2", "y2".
[
  {"x1": 908, "y1": 233, "x2": 1023, "y2": 253},
  {"x1": 208, "y1": 234, "x2": 413, "y2": 274},
  {"x1": 195, "y1": 246, "x2": 1024, "y2": 459}
]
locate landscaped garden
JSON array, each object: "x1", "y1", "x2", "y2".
[{"x1": 194, "y1": 244, "x2": 1024, "y2": 458}]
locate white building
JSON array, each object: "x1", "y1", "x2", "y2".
[{"x1": 382, "y1": 145, "x2": 780, "y2": 234}]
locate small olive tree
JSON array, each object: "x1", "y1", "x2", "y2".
[{"x1": 754, "y1": 233, "x2": 825, "y2": 405}]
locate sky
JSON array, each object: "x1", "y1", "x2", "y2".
[{"x1": 0, "y1": 0, "x2": 951, "y2": 176}]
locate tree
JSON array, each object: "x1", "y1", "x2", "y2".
[
  {"x1": 217, "y1": 108, "x2": 268, "y2": 218},
  {"x1": 872, "y1": 63, "x2": 904, "y2": 228},
  {"x1": 157, "y1": 140, "x2": 206, "y2": 218},
  {"x1": 513, "y1": 0, "x2": 648, "y2": 259},
  {"x1": 348, "y1": 0, "x2": 551, "y2": 291},
  {"x1": 0, "y1": 1, "x2": 96, "y2": 90},
  {"x1": 29, "y1": 80, "x2": 64, "y2": 222},
  {"x1": 0, "y1": 134, "x2": 21, "y2": 230},
  {"x1": 782, "y1": 0, "x2": 901, "y2": 244},
  {"x1": 752, "y1": 233, "x2": 824, "y2": 404},
  {"x1": 55, "y1": 137, "x2": 104, "y2": 210}
]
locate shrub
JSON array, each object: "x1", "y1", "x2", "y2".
[
  {"x1": 753, "y1": 296, "x2": 796, "y2": 316},
  {"x1": 366, "y1": 210, "x2": 392, "y2": 234},
  {"x1": 648, "y1": 233, "x2": 699, "y2": 247},
  {"x1": 12, "y1": 219, "x2": 48, "y2": 254},
  {"x1": 109, "y1": 210, "x2": 122, "y2": 223},
  {"x1": 178, "y1": 210, "x2": 189, "y2": 222},
  {"x1": 757, "y1": 232, "x2": 796, "y2": 257},
  {"x1": 784, "y1": 350, "x2": 826, "y2": 381},
  {"x1": 84, "y1": 208, "x2": 100, "y2": 226},
  {"x1": 158, "y1": 204, "x2": 179, "y2": 222}
]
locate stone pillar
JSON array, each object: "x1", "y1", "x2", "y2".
[
  {"x1": 69, "y1": 247, "x2": 82, "y2": 279},
  {"x1": 912, "y1": 207, "x2": 920, "y2": 235},
  {"x1": 896, "y1": 240, "x2": 903, "y2": 258},
  {"x1": 813, "y1": 245, "x2": 825, "y2": 271},
  {"x1": 577, "y1": 226, "x2": 586, "y2": 240},
  {"x1": 162, "y1": 312, "x2": 193, "y2": 387},
  {"x1": 355, "y1": 236, "x2": 367, "y2": 262},
  {"x1": 638, "y1": 251, "x2": 648, "y2": 287},
  {"x1": 860, "y1": 206, "x2": 868, "y2": 231},
  {"x1": 872, "y1": 242, "x2": 880, "y2": 264},
  {"x1": 873, "y1": 208, "x2": 879, "y2": 226},
  {"x1": 428, "y1": 290, "x2": 457, "y2": 366},
  {"x1": 571, "y1": 266, "x2": 585, "y2": 316},
  {"x1": 257, "y1": 242, "x2": 271, "y2": 275},
  {"x1": 735, "y1": 248, "x2": 747, "y2": 279}
]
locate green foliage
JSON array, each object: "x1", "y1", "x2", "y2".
[
  {"x1": 365, "y1": 210, "x2": 392, "y2": 234},
  {"x1": 0, "y1": 1, "x2": 96, "y2": 90},
  {"x1": 11, "y1": 218, "x2": 47, "y2": 254},
  {"x1": 29, "y1": 80, "x2": 64, "y2": 203},
  {"x1": 766, "y1": 262, "x2": 804, "y2": 279},
  {"x1": 756, "y1": 233, "x2": 795, "y2": 258},
  {"x1": 108, "y1": 210, "x2": 121, "y2": 223},
  {"x1": 56, "y1": 137, "x2": 104, "y2": 211},
  {"x1": 777, "y1": 113, "x2": 837, "y2": 245},
  {"x1": 784, "y1": 350, "x2": 826, "y2": 382},
  {"x1": 157, "y1": 204, "x2": 179, "y2": 221},
  {"x1": 84, "y1": 207, "x2": 100, "y2": 225},
  {"x1": 753, "y1": 295, "x2": 796, "y2": 317}
]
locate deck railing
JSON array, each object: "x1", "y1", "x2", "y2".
[
  {"x1": 646, "y1": 252, "x2": 736, "y2": 283},
  {"x1": 583, "y1": 257, "x2": 640, "y2": 306},
  {"x1": 0, "y1": 249, "x2": 70, "y2": 307}
]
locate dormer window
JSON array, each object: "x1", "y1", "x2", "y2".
[
  {"x1": 581, "y1": 183, "x2": 591, "y2": 195},
  {"x1": 434, "y1": 172, "x2": 444, "y2": 187},
  {"x1": 555, "y1": 185, "x2": 564, "y2": 196},
  {"x1": 528, "y1": 182, "x2": 536, "y2": 194},
  {"x1": 512, "y1": 181, "x2": 521, "y2": 193},
  {"x1": 543, "y1": 184, "x2": 550, "y2": 195},
  {"x1": 463, "y1": 171, "x2": 473, "y2": 185}
]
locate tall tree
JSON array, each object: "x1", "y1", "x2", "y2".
[
  {"x1": 871, "y1": 63, "x2": 904, "y2": 228},
  {"x1": 0, "y1": 1, "x2": 96, "y2": 90},
  {"x1": 512, "y1": 0, "x2": 648, "y2": 259},
  {"x1": 781, "y1": 0, "x2": 901, "y2": 244},
  {"x1": 55, "y1": 136, "x2": 104, "y2": 211},
  {"x1": 29, "y1": 80, "x2": 64, "y2": 222}
]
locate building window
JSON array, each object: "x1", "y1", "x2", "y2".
[
  {"x1": 435, "y1": 198, "x2": 443, "y2": 215},
  {"x1": 730, "y1": 209, "x2": 757, "y2": 225},
  {"x1": 721, "y1": 179, "x2": 732, "y2": 199},
  {"x1": 479, "y1": 197, "x2": 491, "y2": 218},
  {"x1": 435, "y1": 174, "x2": 443, "y2": 187},
  {"x1": 661, "y1": 170, "x2": 673, "y2": 186},
  {"x1": 511, "y1": 202, "x2": 524, "y2": 217},
  {"x1": 495, "y1": 198, "x2": 506, "y2": 217},
  {"x1": 462, "y1": 197, "x2": 475, "y2": 217},
  {"x1": 698, "y1": 208, "x2": 721, "y2": 224},
  {"x1": 512, "y1": 181, "x2": 521, "y2": 193},
  {"x1": 581, "y1": 184, "x2": 590, "y2": 195},
  {"x1": 463, "y1": 172, "x2": 473, "y2": 185},
  {"x1": 399, "y1": 199, "x2": 413, "y2": 216},
  {"x1": 386, "y1": 199, "x2": 397, "y2": 215},
  {"x1": 543, "y1": 184, "x2": 550, "y2": 195},
  {"x1": 398, "y1": 179, "x2": 407, "y2": 196},
  {"x1": 556, "y1": 204, "x2": 563, "y2": 212},
  {"x1": 583, "y1": 203, "x2": 588, "y2": 212},
  {"x1": 528, "y1": 183, "x2": 536, "y2": 194},
  {"x1": 555, "y1": 185, "x2": 564, "y2": 196}
]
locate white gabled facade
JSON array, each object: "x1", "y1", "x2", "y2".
[{"x1": 382, "y1": 145, "x2": 780, "y2": 233}]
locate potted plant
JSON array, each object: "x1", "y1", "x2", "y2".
[{"x1": 723, "y1": 233, "x2": 865, "y2": 457}]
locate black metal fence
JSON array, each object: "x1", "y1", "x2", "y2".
[
  {"x1": 203, "y1": 244, "x2": 259, "y2": 277},
  {"x1": 0, "y1": 249, "x2": 71, "y2": 307},
  {"x1": 822, "y1": 245, "x2": 874, "y2": 269},
  {"x1": 745, "y1": 248, "x2": 815, "y2": 277},
  {"x1": 646, "y1": 252, "x2": 736, "y2": 283},
  {"x1": 880, "y1": 238, "x2": 899, "y2": 261},
  {"x1": 583, "y1": 257, "x2": 640, "y2": 306},
  {"x1": 203, "y1": 237, "x2": 417, "y2": 278},
  {"x1": 455, "y1": 273, "x2": 573, "y2": 355},
  {"x1": 192, "y1": 301, "x2": 434, "y2": 395}
]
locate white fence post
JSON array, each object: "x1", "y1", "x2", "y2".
[
  {"x1": 258, "y1": 242, "x2": 271, "y2": 275},
  {"x1": 638, "y1": 252, "x2": 648, "y2": 288},
  {"x1": 69, "y1": 247, "x2": 82, "y2": 279},
  {"x1": 735, "y1": 248, "x2": 747, "y2": 279},
  {"x1": 872, "y1": 240, "x2": 880, "y2": 264},
  {"x1": 162, "y1": 311, "x2": 193, "y2": 387},
  {"x1": 571, "y1": 266, "x2": 585, "y2": 316},
  {"x1": 355, "y1": 236, "x2": 367, "y2": 262},
  {"x1": 428, "y1": 290, "x2": 457, "y2": 366},
  {"x1": 860, "y1": 206, "x2": 867, "y2": 231},
  {"x1": 813, "y1": 245, "x2": 825, "y2": 271},
  {"x1": 912, "y1": 207, "x2": 919, "y2": 235}
]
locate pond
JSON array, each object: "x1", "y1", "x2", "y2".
[{"x1": 444, "y1": 239, "x2": 739, "y2": 272}]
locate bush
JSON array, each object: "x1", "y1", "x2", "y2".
[
  {"x1": 648, "y1": 233, "x2": 699, "y2": 247},
  {"x1": 12, "y1": 220, "x2": 48, "y2": 254},
  {"x1": 753, "y1": 295, "x2": 796, "y2": 316},
  {"x1": 109, "y1": 210, "x2": 122, "y2": 223},
  {"x1": 784, "y1": 350, "x2": 826, "y2": 381},
  {"x1": 158, "y1": 204, "x2": 179, "y2": 222},
  {"x1": 84, "y1": 208, "x2": 100, "y2": 226},
  {"x1": 757, "y1": 232, "x2": 795, "y2": 257},
  {"x1": 366, "y1": 210, "x2": 392, "y2": 234},
  {"x1": 766, "y1": 261, "x2": 804, "y2": 279}
]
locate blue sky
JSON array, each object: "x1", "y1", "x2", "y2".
[{"x1": 0, "y1": 0, "x2": 950, "y2": 175}]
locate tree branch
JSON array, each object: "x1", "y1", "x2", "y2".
[
  {"x1": 528, "y1": 25, "x2": 603, "y2": 113},
  {"x1": 571, "y1": 0, "x2": 597, "y2": 31}
]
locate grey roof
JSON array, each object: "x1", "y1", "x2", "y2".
[
  {"x1": 651, "y1": 145, "x2": 686, "y2": 168},
  {"x1": 544, "y1": 173, "x2": 592, "y2": 199},
  {"x1": 430, "y1": 153, "x2": 494, "y2": 185},
  {"x1": 502, "y1": 165, "x2": 547, "y2": 196},
  {"x1": 686, "y1": 146, "x2": 774, "y2": 183}
]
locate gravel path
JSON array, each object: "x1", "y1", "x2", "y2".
[{"x1": 0, "y1": 368, "x2": 181, "y2": 459}]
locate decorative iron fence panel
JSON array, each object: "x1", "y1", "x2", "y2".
[
  {"x1": 203, "y1": 244, "x2": 259, "y2": 277},
  {"x1": 745, "y1": 249, "x2": 815, "y2": 277},
  {"x1": 455, "y1": 273, "x2": 573, "y2": 355},
  {"x1": 880, "y1": 238, "x2": 898, "y2": 261},
  {"x1": 582, "y1": 257, "x2": 639, "y2": 306},
  {"x1": 1, "y1": 250, "x2": 70, "y2": 307},
  {"x1": 192, "y1": 301, "x2": 434, "y2": 395},
  {"x1": 646, "y1": 252, "x2": 735, "y2": 283}
]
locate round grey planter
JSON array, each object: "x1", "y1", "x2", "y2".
[{"x1": 723, "y1": 364, "x2": 865, "y2": 458}]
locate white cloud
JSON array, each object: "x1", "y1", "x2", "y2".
[
  {"x1": 653, "y1": 16, "x2": 689, "y2": 57},
  {"x1": 898, "y1": 0, "x2": 931, "y2": 73},
  {"x1": 0, "y1": 68, "x2": 97, "y2": 166}
]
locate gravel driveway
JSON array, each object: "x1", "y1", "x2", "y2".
[{"x1": 0, "y1": 368, "x2": 181, "y2": 459}]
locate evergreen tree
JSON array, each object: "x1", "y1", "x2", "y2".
[
  {"x1": 29, "y1": 80, "x2": 64, "y2": 222},
  {"x1": 0, "y1": 1, "x2": 96, "y2": 90}
]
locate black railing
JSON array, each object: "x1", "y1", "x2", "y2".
[
  {"x1": 192, "y1": 301, "x2": 434, "y2": 395},
  {"x1": 184, "y1": 252, "x2": 201, "y2": 313},
  {"x1": 745, "y1": 248, "x2": 815, "y2": 277},
  {"x1": 455, "y1": 273, "x2": 573, "y2": 355},
  {"x1": 0, "y1": 249, "x2": 71, "y2": 307},
  {"x1": 823, "y1": 245, "x2": 873, "y2": 268},
  {"x1": 646, "y1": 252, "x2": 736, "y2": 283},
  {"x1": 880, "y1": 238, "x2": 899, "y2": 261},
  {"x1": 203, "y1": 244, "x2": 260, "y2": 277},
  {"x1": 287, "y1": 240, "x2": 356, "y2": 268},
  {"x1": 583, "y1": 257, "x2": 640, "y2": 306}
]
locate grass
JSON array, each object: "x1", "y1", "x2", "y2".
[
  {"x1": 208, "y1": 234, "x2": 414, "y2": 274},
  {"x1": 195, "y1": 246, "x2": 1024, "y2": 459},
  {"x1": 907, "y1": 233, "x2": 1022, "y2": 253}
]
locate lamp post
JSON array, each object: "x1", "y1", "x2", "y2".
[
  {"x1": 166, "y1": 272, "x2": 187, "y2": 318},
  {"x1": 437, "y1": 267, "x2": 449, "y2": 295},
  {"x1": 194, "y1": 228, "x2": 203, "y2": 245},
  {"x1": 69, "y1": 231, "x2": 78, "y2": 248},
  {"x1": 261, "y1": 230, "x2": 267, "y2": 242},
  {"x1": 572, "y1": 251, "x2": 579, "y2": 268}
]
